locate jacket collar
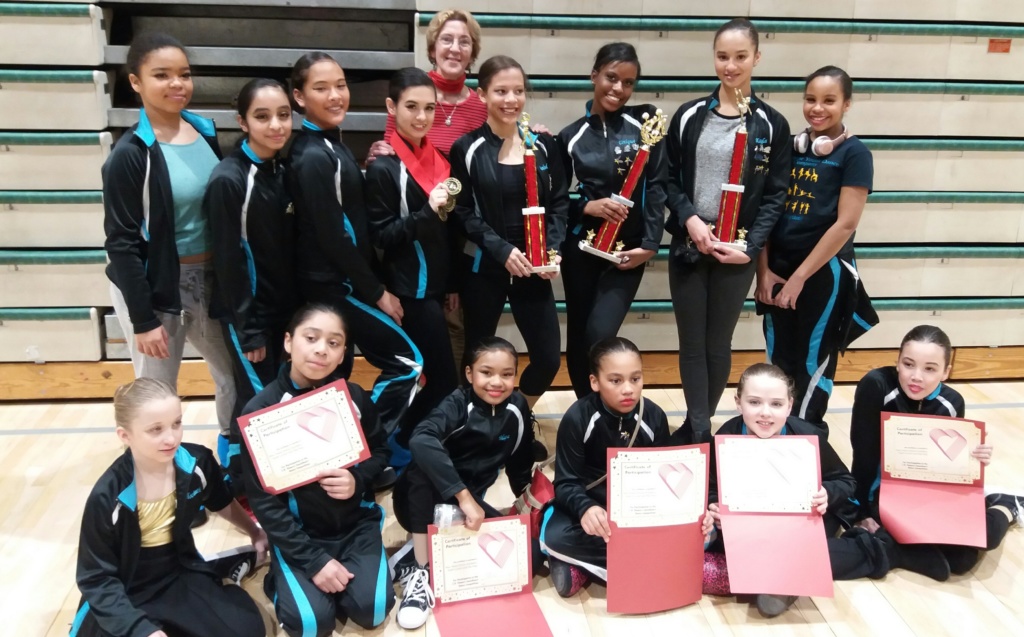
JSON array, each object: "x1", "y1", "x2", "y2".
[
  {"x1": 134, "y1": 108, "x2": 216, "y2": 148},
  {"x1": 116, "y1": 446, "x2": 198, "y2": 512},
  {"x1": 302, "y1": 118, "x2": 342, "y2": 143},
  {"x1": 593, "y1": 392, "x2": 639, "y2": 422},
  {"x1": 583, "y1": 99, "x2": 627, "y2": 129},
  {"x1": 467, "y1": 385, "x2": 511, "y2": 414},
  {"x1": 704, "y1": 84, "x2": 759, "y2": 112}
]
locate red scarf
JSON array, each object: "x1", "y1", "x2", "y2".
[
  {"x1": 429, "y1": 70, "x2": 466, "y2": 96},
  {"x1": 391, "y1": 133, "x2": 451, "y2": 196}
]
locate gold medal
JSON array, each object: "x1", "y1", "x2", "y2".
[{"x1": 439, "y1": 177, "x2": 462, "y2": 218}]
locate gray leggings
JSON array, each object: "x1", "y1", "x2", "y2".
[
  {"x1": 110, "y1": 263, "x2": 237, "y2": 435},
  {"x1": 669, "y1": 254, "x2": 756, "y2": 434}
]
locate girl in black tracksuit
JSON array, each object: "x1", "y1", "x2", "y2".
[
  {"x1": 558, "y1": 42, "x2": 668, "y2": 398},
  {"x1": 665, "y1": 19, "x2": 791, "y2": 443},
  {"x1": 72, "y1": 378, "x2": 265, "y2": 637},
  {"x1": 756, "y1": 66, "x2": 876, "y2": 433},
  {"x1": 850, "y1": 326, "x2": 1017, "y2": 580},
  {"x1": 449, "y1": 55, "x2": 569, "y2": 412},
  {"x1": 239, "y1": 304, "x2": 394, "y2": 635},
  {"x1": 367, "y1": 69, "x2": 460, "y2": 452},
  {"x1": 206, "y1": 79, "x2": 298, "y2": 487},
  {"x1": 540, "y1": 338, "x2": 671, "y2": 598},
  {"x1": 287, "y1": 52, "x2": 423, "y2": 446},
  {"x1": 390, "y1": 337, "x2": 534, "y2": 630}
]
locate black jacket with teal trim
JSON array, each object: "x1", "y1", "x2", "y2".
[
  {"x1": 850, "y1": 367, "x2": 965, "y2": 519},
  {"x1": 553, "y1": 393, "x2": 671, "y2": 521},
  {"x1": 557, "y1": 102, "x2": 669, "y2": 252},
  {"x1": 365, "y1": 147, "x2": 453, "y2": 300},
  {"x1": 407, "y1": 386, "x2": 534, "y2": 501},
  {"x1": 665, "y1": 87, "x2": 791, "y2": 261},
  {"x1": 206, "y1": 141, "x2": 298, "y2": 352},
  {"x1": 449, "y1": 123, "x2": 570, "y2": 272},
  {"x1": 288, "y1": 121, "x2": 385, "y2": 303},
  {"x1": 74, "y1": 443, "x2": 233, "y2": 637},
  {"x1": 102, "y1": 109, "x2": 223, "y2": 333},
  {"x1": 239, "y1": 366, "x2": 390, "y2": 578}
]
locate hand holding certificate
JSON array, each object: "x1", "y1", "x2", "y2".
[
  {"x1": 428, "y1": 515, "x2": 551, "y2": 637},
  {"x1": 879, "y1": 412, "x2": 986, "y2": 546},
  {"x1": 715, "y1": 435, "x2": 833, "y2": 598},
  {"x1": 606, "y1": 445, "x2": 709, "y2": 613},
  {"x1": 238, "y1": 380, "x2": 370, "y2": 494}
]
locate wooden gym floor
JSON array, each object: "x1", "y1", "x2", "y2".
[{"x1": 8, "y1": 382, "x2": 1024, "y2": 637}]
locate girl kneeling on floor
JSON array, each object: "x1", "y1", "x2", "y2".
[
  {"x1": 238, "y1": 304, "x2": 395, "y2": 636},
  {"x1": 390, "y1": 336, "x2": 535, "y2": 630}
]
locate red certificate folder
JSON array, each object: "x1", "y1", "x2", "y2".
[
  {"x1": 715, "y1": 435, "x2": 833, "y2": 598},
  {"x1": 879, "y1": 412, "x2": 986, "y2": 547},
  {"x1": 237, "y1": 379, "x2": 370, "y2": 494},
  {"x1": 606, "y1": 444, "x2": 708, "y2": 614},
  {"x1": 428, "y1": 515, "x2": 552, "y2": 637}
]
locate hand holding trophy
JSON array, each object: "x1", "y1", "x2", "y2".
[
  {"x1": 713, "y1": 89, "x2": 752, "y2": 250},
  {"x1": 519, "y1": 113, "x2": 559, "y2": 274},
  {"x1": 579, "y1": 108, "x2": 668, "y2": 263}
]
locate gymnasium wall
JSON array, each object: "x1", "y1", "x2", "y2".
[{"x1": 1, "y1": 0, "x2": 1022, "y2": 398}]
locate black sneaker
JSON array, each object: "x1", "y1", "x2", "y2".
[
  {"x1": 756, "y1": 594, "x2": 798, "y2": 617},
  {"x1": 228, "y1": 551, "x2": 258, "y2": 586},
  {"x1": 388, "y1": 540, "x2": 418, "y2": 584},
  {"x1": 669, "y1": 417, "x2": 694, "y2": 445},
  {"x1": 877, "y1": 528, "x2": 950, "y2": 581},
  {"x1": 549, "y1": 556, "x2": 588, "y2": 598},
  {"x1": 262, "y1": 569, "x2": 276, "y2": 600},
  {"x1": 373, "y1": 467, "x2": 398, "y2": 493},
  {"x1": 396, "y1": 566, "x2": 434, "y2": 630},
  {"x1": 530, "y1": 413, "x2": 549, "y2": 462},
  {"x1": 986, "y1": 493, "x2": 1023, "y2": 526}
]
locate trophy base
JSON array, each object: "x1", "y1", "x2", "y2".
[
  {"x1": 529, "y1": 264, "x2": 560, "y2": 274},
  {"x1": 578, "y1": 240, "x2": 625, "y2": 264},
  {"x1": 712, "y1": 240, "x2": 747, "y2": 251}
]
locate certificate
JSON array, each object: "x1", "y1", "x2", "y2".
[
  {"x1": 609, "y1": 447, "x2": 706, "y2": 528},
  {"x1": 238, "y1": 379, "x2": 370, "y2": 494},
  {"x1": 879, "y1": 412, "x2": 986, "y2": 546},
  {"x1": 606, "y1": 444, "x2": 709, "y2": 614},
  {"x1": 716, "y1": 436, "x2": 819, "y2": 513},
  {"x1": 430, "y1": 516, "x2": 531, "y2": 604},
  {"x1": 882, "y1": 413, "x2": 983, "y2": 484},
  {"x1": 715, "y1": 435, "x2": 833, "y2": 598}
]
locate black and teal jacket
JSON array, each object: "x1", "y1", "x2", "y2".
[
  {"x1": 103, "y1": 109, "x2": 223, "y2": 333},
  {"x1": 850, "y1": 366, "x2": 965, "y2": 519},
  {"x1": 206, "y1": 140, "x2": 298, "y2": 353},
  {"x1": 365, "y1": 145, "x2": 453, "y2": 300},
  {"x1": 665, "y1": 87, "x2": 791, "y2": 261},
  {"x1": 239, "y1": 366, "x2": 390, "y2": 578},
  {"x1": 407, "y1": 386, "x2": 534, "y2": 500},
  {"x1": 557, "y1": 101, "x2": 668, "y2": 252},
  {"x1": 553, "y1": 393, "x2": 671, "y2": 521},
  {"x1": 288, "y1": 120, "x2": 385, "y2": 303},
  {"x1": 449, "y1": 123, "x2": 570, "y2": 273},
  {"x1": 73, "y1": 444, "x2": 233, "y2": 637}
]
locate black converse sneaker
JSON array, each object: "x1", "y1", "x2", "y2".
[
  {"x1": 388, "y1": 540, "x2": 418, "y2": 584},
  {"x1": 986, "y1": 492, "x2": 1023, "y2": 526},
  {"x1": 228, "y1": 551, "x2": 258, "y2": 586},
  {"x1": 397, "y1": 566, "x2": 434, "y2": 630}
]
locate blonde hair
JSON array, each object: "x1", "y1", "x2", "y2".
[
  {"x1": 113, "y1": 377, "x2": 178, "y2": 429},
  {"x1": 425, "y1": 8, "x2": 482, "y2": 68}
]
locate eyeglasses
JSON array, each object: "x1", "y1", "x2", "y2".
[{"x1": 438, "y1": 35, "x2": 473, "y2": 50}]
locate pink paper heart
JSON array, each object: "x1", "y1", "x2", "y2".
[
  {"x1": 296, "y1": 406, "x2": 338, "y2": 442},
  {"x1": 929, "y1": 427, "x2": 967, "y2": 461},
  {"x1": 478, "y1": 532, "x2": 514, "y2": 568},
  {"x1": 658, "y1": 462, "x2": 694, "y2": 499}
]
